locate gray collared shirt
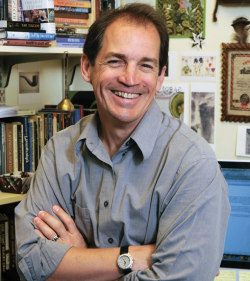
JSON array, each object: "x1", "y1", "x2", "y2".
[{"x1": 15, "y1": 100, "x2": 230, "y2": 281}]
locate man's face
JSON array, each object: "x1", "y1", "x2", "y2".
[{"x1": 81, "y1": 18, "x2": 165, "y2": 127}]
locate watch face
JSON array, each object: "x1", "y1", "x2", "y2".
[{"x1": 118, "y1": 254, "x2": 131, "y2": 269}]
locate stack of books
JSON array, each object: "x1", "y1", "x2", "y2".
[
  {"x1": 54, "y1": 0, "x2": 91, "y2": 47},
  {"x1": 0, "y1": 0, "x2": 56, "y2": 47}
]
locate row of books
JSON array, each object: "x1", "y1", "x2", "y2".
[
  {"x1": 0, "y1": 212, "x2": 19, "y2": 281},
  {"x1": 0, "y1": 106, "x2": 86, "y2": 175},
  {"x1": 0, "y1": 0, "x2": 92, "y2": 48}
]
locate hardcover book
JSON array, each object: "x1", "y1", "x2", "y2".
[
  {"x1": 54, "y1": 0, "x2": 91, "y2": 8},
  {"x1": 0, "y1": 31, "x2": 56, "y2": 40},
  {"x1": 54, "y1": 10, "x2": 91, "y2": 18},
  {"x1": 1, "y1": 122, "x2": 6, "y2": 175},
  {"x1": 55, "y1": 17, "x2": 88, "y2": 24},
  {"x1": 0, "y1": 39, "x2": 52, "y2": 46},
  {"x1": 5, "y1": 123, "x2": 13, "y2": 174},
  {"x1": 7, "y1": 20, "x2": 41, "y2": 29}
]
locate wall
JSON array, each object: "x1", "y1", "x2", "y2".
[{"x1": 5, "y1": 0, "x2": 250, "y2": 161}]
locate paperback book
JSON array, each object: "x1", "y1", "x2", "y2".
[
  {"x1": 54, "y1": 10, "x2": 91, "y2": 18},
  {"x1": 0, "y1": 39, "x2": 52, "y2": 46},
  {"x1": 21, "y1": 0, "x2": 56, "y2": 34},
  {"x1": 0, "y1": 31, "x2": 56, "y2": 40}
]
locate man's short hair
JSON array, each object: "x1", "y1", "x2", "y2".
[{"x1": 83, "y1": 3, "x2": 169, "y2": 75}]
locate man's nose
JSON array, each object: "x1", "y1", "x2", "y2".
[{"x1": 118, "y1": 64, "x2": 140, "y2": 86}]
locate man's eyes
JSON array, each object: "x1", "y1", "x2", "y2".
[
  {"x1": 141, "y1": 63, "x2": 153, "y2": 69},
  {"x1": 107, "y1": 60, "x2": 123, "y2": 66}
]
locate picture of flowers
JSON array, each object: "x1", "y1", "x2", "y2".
[
  {"x1": 181, "y1": 52, "x2": 217, "y2": 82},
  {"x1": 157, "y1": 0, "x2": 206, "y2": 38}
]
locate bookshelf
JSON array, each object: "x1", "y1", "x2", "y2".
[{"x1": 0, "y1": 192, "x2": 25, "y2": 206}]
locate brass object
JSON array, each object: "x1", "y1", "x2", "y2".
[{"x1": 57, "y1": 51, "x2": 74, "y2": 117}]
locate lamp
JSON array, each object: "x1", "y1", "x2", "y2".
[{"x1": 57, "y1": 51, "x2": 75, "y2": 117}]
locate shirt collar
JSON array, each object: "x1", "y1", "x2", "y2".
[
  {"x1": 75, "y1": 100, "x2": 163, "y2": 160},
  {"x1": 130, "y1": 99, "x2": 163, "y2": 160}
]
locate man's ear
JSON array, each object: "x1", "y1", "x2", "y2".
[
  {"x1": 156, "y1": 66, "x2": 166, "y2": 92},
  {"x1": 81, "y1": 54, "x2": 92, "y2": 83}
]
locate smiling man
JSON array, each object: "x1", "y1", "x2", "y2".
[{"x1": 15, "y1": 3, "x2": 230, "y2": 281}]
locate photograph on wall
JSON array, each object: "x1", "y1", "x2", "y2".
[
  {"x1": 190, "y1": 83, "x2": 216, "y2": 150},
  {"x1": 165, "y1": 52, "x2": 177, "y2": 80},
  {"x1": 181, "y1": 52, "x2": 217, "y2": 82},
  {"x1": 18, "y1": 62, "x2": 41, "y2": 105},
  {"x1": 236, "y1": 126, "x2": 250, "y2": 157},
  {"x1": 157, "y1": 0, "x2": 206, "y2": 38},
  {"x1": 155, "y1": 82, "x2": 189, "y2": 125}
]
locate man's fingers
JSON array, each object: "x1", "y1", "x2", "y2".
[
  {"x1": 52, "y1": 205, "x2": 78, "y2": 234},
  {"x1": 33, "y1": 216, "x2": 58, "y2": 241}
]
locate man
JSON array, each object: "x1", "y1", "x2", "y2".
[{"x1": 15, "y1": 3, "x2": 230, "y2": 281}]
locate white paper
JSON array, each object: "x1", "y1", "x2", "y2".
[{"x1": 236, "y1": 126, "x2": 250, "y2": 157}]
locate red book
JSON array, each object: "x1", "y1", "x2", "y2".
[{"x1": 0, "y1": 39, "x2": 52, "y2": 47}]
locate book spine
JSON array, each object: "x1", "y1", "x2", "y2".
[
  {"x1": 54, "y1": 0, "x2": 91, "y2": 8},
  {"x1": 1, "y1": 122, "x2": 6, "y2": 174},
  {"x1": 3, "y1": 214, "x2": 10, "y2": 271},
  {"x1": 56, "y1": 37, "x2": 85, "y2": 43},
  {"x1": 52, "y1": 113, "x2": 57, "y2": 135},
  {"x1": 9, "y1": 215, "x2": 15, "y2": 271},
  {"x1": 0, "y1": 122, "x2": 2, "y2": 174},
  {"x1": 11, "y1": 0, "x2": 18, "y2": 20},
  {"x1": 79, "y1": 105, "x2": 84, "y2": 119},
  {"x1": 54, "y1": 10, "x2": 91, "y2": 18},
  {"x1": 28, "y1": 120, "x2": 35, "y2": 172},
  {"x1": 0, "y1": 216, "x2": 6, "y2": 273},
  {"x1": 1, "y1": 39, "x2": 52, "y2": 46},
  {"x1": 56, "y1": 27, "x2": 88, "y2": 34},
  {"x1": 33, "y1": 121, "x2": 38, "y2": 170},
  {"x1": 16, "y1": 124, "x2": 22, "y2": 172},
  {"x1": 17, "y1": 0, "x2": 23, "y2": 21},
  {"x1": 48, "y1": 113, "x2": 53, "y2": 140},
  {"x1": 55, "y1": 17, "x2": 88, "y2": 24},
  {"x1": 12, "y1": 124, "x2": 18, "y2": 172},
  {"x1": 75, "y1": 109, "x2": 80, "y2": 123},
  {"x1": 54, "y1": 5, "x2": 89, "y2": 12},
  {"x1": 4, "y1": 27, "x2": 46, "y2": 32},
  {"x1": 37, "y1": 116, "x2": 41, "y2": 159},
  {"x1": 0, "y1": 0, "x2": 4, "y2": 20},
  {"x1": 44, "y1": 114, "x2": 48, "y2": 145},
  {"x1": 95, "y1": 0, "x2": 99, "y2": 19},
  {"x1": 27, "y1": 121, "x2": 32, "y2": 172},
  {"x1": 7, "y1": 20, "x2": 40, "y2": 28},
  {"x1": 4, "y1": 31, "x2": 56, "y2": 40},
  {"x1": 56, "y1": 41, "x2": 84, "y2": 47},
  {"x1": 5, "y1": 123, "x2": 13, "y2": 173},
  {"x1": 56, "y1": 33, "x2": 87, "y2": 38},
  {"x1": 38, "y1": 114, "x2": 44, "y2": 154}
]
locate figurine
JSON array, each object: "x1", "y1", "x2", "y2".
[{"x1": 231, "y1": 17, "x2": 250, "y2": 44}]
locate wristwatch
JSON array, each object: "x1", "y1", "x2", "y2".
[{"x1": 117, "y1": 246, "x2": 134, "y2": 274}]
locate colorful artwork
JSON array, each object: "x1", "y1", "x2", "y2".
[
  {"x1": 181, "y1": 52, "x2": 217, "y2": 82},
  {"x1": 157, "y1": 0, "x2": 206, "y2": 38}
]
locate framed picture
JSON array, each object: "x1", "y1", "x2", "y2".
[
  {"x1": 221, "y1": 43, "x2": 250, "y2": 122},
  {"x1": 157, "y1": 0, "x2": 206, "y2": 38}
]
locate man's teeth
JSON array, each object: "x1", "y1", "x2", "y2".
[{"x1": 114, "y1": 91, "x2": 139, "y2": 99}]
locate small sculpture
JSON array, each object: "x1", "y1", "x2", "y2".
[{"x1": 231, "y1": 17, "x2": 250, "y2": 44}]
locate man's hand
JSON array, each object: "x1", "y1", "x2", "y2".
[{"x1": 33, "y1": 205, "x2": 87, "y2": 248}]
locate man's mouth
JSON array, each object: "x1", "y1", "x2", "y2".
[{"x1": 112, "y1": 91, "x2": 140, "y2": 99}]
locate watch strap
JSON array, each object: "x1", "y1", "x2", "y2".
[{"x1": 120, "y1": 246, "x2": 129, "y2": 255}]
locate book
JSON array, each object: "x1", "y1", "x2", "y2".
[
  {"x1": 0, "y1": 213, "x2": 7, "y2": 274},
  {"x1": 56, "y1": 41, "x2": 84, "y2": 47},
  {"x1": 56, "y1": 33, "x2": 87, "y2": 38},
  {"x1": 18, "y1": 109, "x2": 36, "y2": 116},
  {"x1": 56, "y1": 37, "x2": 85, "y2": 43},
  {"x1": 54, "y1": 10, "x2": 91, "y2": 18},
  {"x1": 8, "y1": 0, "x2": 18, "y2": 21},
  {"x1": 1, "y1": 122, "x2": 6, "y2": 175},
  {"x1": 56, "y1": 27, "x2": 88, "y2": 34},
  {"x1": 21, "y1": 0, "x2": 56, "y2": 34},
  {"x1": 0, "y1": 31, "x2": 56, "y2": 40},
  {"x1": 54, "y1": 5, "x2": 90, "y2": 12},
  {"x1": 6, "y1": 20, "x2": 41, "y2": 29},
  {"x1": 27, "y1": 121, "x2": 33, "y2": 172},
  {"x1": 4, "y1": 213, "x2": 10, "y2": 271},
  {"x1": 12, "y1": 122, "x2": 19, "y2": 172},
  {"x1": 28, "y1": 115, "x2": 41, "y2": 160},
  {"x1": 0, "y1": 39, "x2": 52, "y2": 46},
  {"x1": 55, "y1": 16, "x2": 88, "y2": 24},
  {"x1": 16, "y1": 123, "x2": 23, "y2": 172},
  {"x1": 1, "y1": 27, "x2": 46, "y2": 32},
  {"x1": 54, "y1": 0, "x2": 91, "y2": 8},
  {"x1": 52, "y1": 112, "x2": 57, "y2": 135},
  {"x1": 0, "y1": 105, "x2": 18, "y2": 118},
  {"x1": 36, "y1": 113, "x2": 44, "y2": 153},
  {"x1": 28, "y1": 119, "x2": 34, "y2": 172},
  {"x1": 56, "y1": 22, "x2": 88, "y2": 28},
  {"x1": 8, "y1": 215, "x2": 15, "y2": 271},
  {"x1": 5, "y1": 123, "x2": 13, "y2": 173},
  {"x1": 0, "y1": 122, "x2": 2, "y2": 175}
]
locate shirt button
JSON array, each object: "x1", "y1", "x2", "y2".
[
  {"x1": 108, "y1": 238, "x2": 113, "y2": 244},
  {"x1": 104, "y1": 201, "x2": 109, "y2": 207}
]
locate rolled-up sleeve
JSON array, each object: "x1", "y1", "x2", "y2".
[
  {"x1": 121, "y1": 157, "x2": 231, "y2": 281},
  {"x1": 15, "y1": 138, "x2": 73, "y2": 281}
]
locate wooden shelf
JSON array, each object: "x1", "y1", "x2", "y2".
[{"x1": 0, "y1": 192, "x2": 25, "y2": 205}]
